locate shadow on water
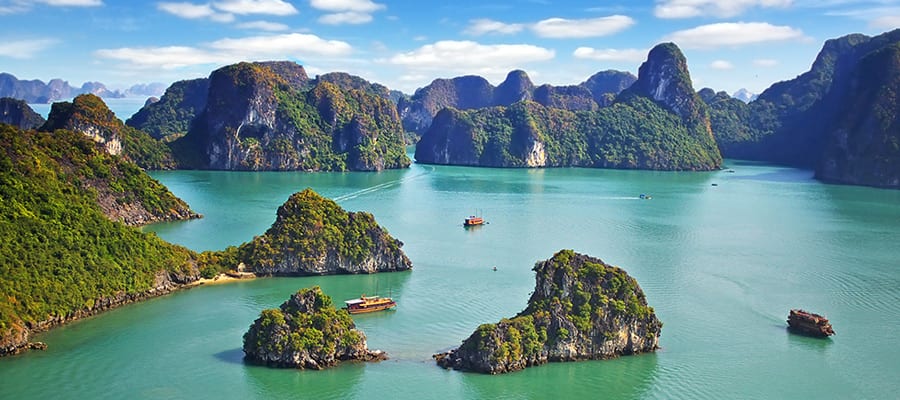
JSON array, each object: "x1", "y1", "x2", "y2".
[
  {"x1": 784, "y1": 329, "x2": 833, "y2": 352},
  {"x1": 215, "y1": 348, "x2": 247, "y2": 365},
  {"x1": 459, "y1": 354, "x2": 659, "y2": 399},
  {"x1": 243, "y1": 358, "x2": 366, "y2": 399}
]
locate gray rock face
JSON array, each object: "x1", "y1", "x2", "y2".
[
  {"x1": 239, "y1": 188, "x2": 413, "y2": 276},
  {"x1": 0, "y1": 97, "x2": 44, "y2": 129},
  {"x1": 628, "y1": 43, "x2": 706, "y2": 124},
  {"x1": 579, "y1": 70, "x2": 637, "y2": 106},
  {"x1": 127, "y1": 78, "x2": 210, "y2": 140},
  {"x1": 816, "y1": 40, "x2": 900, "y2": 188},
  {"x1": 242, "y1": 287, "x2": 385, "y2": 369},
  {"x1": 436, "y1": 250, "x2": 661, "y2": 374}
]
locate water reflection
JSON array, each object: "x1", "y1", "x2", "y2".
[{"x1": 460, "y1": 354, "x2": 659, "y2": 399}]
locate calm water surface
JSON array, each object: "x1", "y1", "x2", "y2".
[{"x1": 2, "y1": 158, "x2": 899, "y2": 399}]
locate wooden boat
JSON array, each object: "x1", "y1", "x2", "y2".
[
  {"x1": 343, "y1": 295, "x2": 397, "y2": 314},
  {"x1": 464, "y1": 215, "x2": 484, "y2": 226},
  {"x1": 787, "y1": 309, "x2": 835, "y2": 337}
]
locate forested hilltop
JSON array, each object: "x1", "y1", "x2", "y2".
[
  {"x1": 130, "y1": 61, "x2": 410, "y2": 172},
  {"x1": 704, "y1": 28, "x2": 900, "y2": 188},
  {"x1": 415, "y1": 43, "x2": 722, "y2": 171},
  {"x1": 0, "y1": 124, "x2": 200, "y2": 355},
  {"x1": 0, "y1": 123, "x2": 409, "y2": 355}
]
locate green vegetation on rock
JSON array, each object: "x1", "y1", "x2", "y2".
[
  {"x1": 0, "y1": 124, "x2": 199, "y2": 354},
  {"x1": 242, "y1": 286, "x2": 382, "y2": 369},
  {"x1": 126, "y1": 78, "x2": 209, "y2": 142},
  {"x1": 225, "y1": 188, "x2": 411, "y2": 276},
  {"x1": 435, "y1": 250, "x2": 661, "y2": 374},
  {"x1": 41, "y1": 94, "x2": 176, "y2": 170},
  {"x1": 171, "y1": 61, "x2": 409, "y2": 171}
]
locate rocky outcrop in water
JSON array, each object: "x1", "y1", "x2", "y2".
[
  {"x1": 815, "y1": 36, "x2": 900, "y2": 188},
  {"x1": 400, "y1": 69, "x2": 635, "y2": 133},
  {"x1": 126, "y1": 78, "x2": 210, "y2": 141},
  {"x1": 243, "y1": 286, "x2": 385, "y2": 369},
  {"x1": 435, "y1": 250, "x2": 661, "y2": 374},
  {"x1": 0, "y1": 97, "x2": 44, "y2": 129},
  {"x1": 170, "y1": 61, "x2": 409, "y2": 171},
  {"x1": 236, "y1": 188, "x2": 412, "y2": 275},
  {"x1": 416, "y1": 43, "x2": 722, "y2": 171}
]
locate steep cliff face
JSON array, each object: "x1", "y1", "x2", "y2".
[
  {"x1": 243, "y1": 287, "x2": 384, "y2": 369},
  {"x1": 816, "y1": 43, "x2": 900, "y2": 188},
  {"x1": 626, "y1": 43, "x2": 709, "y2": 127},
  {"x1": 580, "y1": 70, "x2": 637, "y2": 106},
  {"x1": 237, "y1": 188, "x2": 412, "y2": 275},
  {"x1": 174, "y1": 61, "x2": 408, "y2": 171},
  {"x1": 42, "y1": 94, "x2": 125, "y2": 156},
  {"x1": 41, "y1": 94, "x2": 177, "y2": 170},
  {"x1": 435, "y1": 250, "x2": 661, "y2": 374},
  {"x1": 400, "y1": 75, "x2": 494, "y2": 133},
  {"x1": 0, "y1": 97, "x2": 44, "y2": 129},
  {"x1": 416, "y1": 43, "x2": 722, "y2": 171},
  {"x1": 720, "y1": 29, "x2": 900, "y2": 170},
  {"x1": 493, "y1": 70, "x2": 534, "y2": 105},
  {"x1": 126, "y1": 78, "x2": 210, "y2": 141}
]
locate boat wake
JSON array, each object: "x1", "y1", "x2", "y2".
[{"x1": 332, "y1": 171, "x2": 429, "y2": 203}]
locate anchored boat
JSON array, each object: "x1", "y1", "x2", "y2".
[
  {"x1": 464, "y1": 215, "x2": 484, "y2": 226},
  {"x1": 343, "y1": 295, "x2": 397, "y2": 314},
  {"x1": 787, "y1": 309, "x2": 835, "y2": 337}
]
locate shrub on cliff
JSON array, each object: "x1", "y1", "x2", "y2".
[
  {"x1": 435, "y1": 250, "x2": 661, "y2": 374},
  {"x1": 242, "y1": 286, "x2": 383, "y2": 369}
]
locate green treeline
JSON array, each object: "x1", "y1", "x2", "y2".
[
  {"x1": 0, "y1": 125, "x2": 196, "y2": 339},
  {"x1": 418, "y1": 98, "x2": 721, "y2": 171}
]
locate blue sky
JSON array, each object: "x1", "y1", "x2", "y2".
[{"x1": 0, "y1": 0, "x2": 898, "y2": 95}]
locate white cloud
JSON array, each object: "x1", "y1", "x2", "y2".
[
  {"x1": 157, "y1": 2, "x2": 234, "y2": 22},
  {"x1": 310, "y1": 0, "x2": 384, "y2": 24},
  {"x1": 95, "y1": 33, "x2": 352, "y2": 69},
  {"x1": 309, "y1": 0, "x2": 384, "y2": 12},
  {"x1": 212, "y1": 0, "x2": 297, "y2": 15},
  {"x1": 753, "y1": 58, "x2": 778, "y2": 67},
  {"x1": 319, "y1": 11, "x2": 372, "y2": 24},
  {"x1": 655, "y1": 0, "x2": 792, "y2": 19},
  {"x1": 464, "y1": 18, "x2": 525, "y2": 35},
  {"x1": 573, "y1": 47, "x2": 647, "y2": 62},
  {"x1": 209, "y1": 33, "x2": 353, "y2": 56},
  {"x1": 0, "y1": 38, "x2": 58, "y2": 59},
  {"x1": 870, "y1": 15, "x2": 900, "y2": 29},
  {"x1": 531, "y1": 15, "x2": 634, "y2": 38},
  {"x1": 383, "y1": 40, "x2": 554, "y2": 75},
  {"x1": 236, "y1": 20, "x2": 289, "y2": 31},
  {"x1": 664, "y1": 22, "x2": 805, "y2": 49},
  {"x1": 710, "y1": 59, "x2": 734, "y2": 69}
]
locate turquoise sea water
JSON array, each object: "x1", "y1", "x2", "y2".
[{"x1": 1, "y1": 158, "x2": 899, "y2": 399}]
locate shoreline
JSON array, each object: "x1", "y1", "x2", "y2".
[
  {"x1": 2, "y1": 270, "x2": 258, "y2": 357},
  {"x1": 186, "y1": 272, "x2": 257, "y2": 287}
]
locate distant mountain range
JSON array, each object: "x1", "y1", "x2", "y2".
[
  {"x1": 0, "y1": 73, "x2": 166, "y2": 103},
  {"x1": 2, "y1": 28, "x2": 898, "y2": 187},
  {"x1": 731, "y1": 88, "x2": 757, "y2": 103}
]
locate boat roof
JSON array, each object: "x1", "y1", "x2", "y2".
[{"x1": 344, "y1": 299, "x2": 366, "y2": 305}]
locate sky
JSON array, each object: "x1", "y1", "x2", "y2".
[{"x1": 0, "y1": 0, "x2": 898, "y2": 96}]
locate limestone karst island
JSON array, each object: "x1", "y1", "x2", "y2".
[{"x1": 1, "y1": 2, "x2": 898, "y2": 399}]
